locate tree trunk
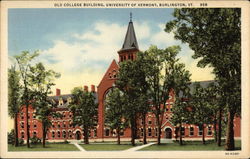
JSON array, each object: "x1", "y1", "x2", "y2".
[
  {"x1": 156, "y1": 115, "x2": 161, "y2": 145},
  {"x1": 142, "y1": 114, "x2": 147, "y2": 144},
  {"x1": 25, "y1": 104, "x2": 30, "y2": 148},
  {"x1": 42, "y1": 123, "x2": 46, "y2": 148},
  {"x1": 225, "y1": 110, "x2": 235, "y2": 150},
  {"x1": 117, "y1": 128, "x2": 120, "y2": 145},
  {"x1": 213, "y1": 114, "x2": 217, "y2": 142},
  {"x1": 131, "y1": 118, "x2": 135, "y2": 146},
  {"x1": 84, "y1": 125, "x2": 89, "y2": 144},
  {"x1": 202, "y1": 124, "x2": 205, "y2": 145},
  {"x1": 217, "y1": 108, "x2": 222, "y2": 146},
  {"x1": 14, "y1": 113, "x2": 19, "y2": 147},
  {"x1": 179, "y1": 125, "x2": 183, "y2": 145},
  {"x1": 175, "y1": 128, "x2": 178, "y2": 141}
]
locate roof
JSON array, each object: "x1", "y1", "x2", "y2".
[
  {"x1": 119, "y1": 21, "x2": 139, "y2": 52},
  {"x1": 49, "y1": 92, "x2": 98, "y2": 109}
]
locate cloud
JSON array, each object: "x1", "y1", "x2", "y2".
[
  {"x1": 150, "y1": 23, "x2": 181, "y2": 48},
  {"x1": 25, "y1": 21, "x2": 214, "y2": 94}
]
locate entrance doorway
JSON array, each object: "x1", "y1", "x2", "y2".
[
  {"x1": 75, "y1": 131, "x2": 81, "y2": 140},
  {"x1": 165, "y1": 128, "x2": 172, "y2": 139}
]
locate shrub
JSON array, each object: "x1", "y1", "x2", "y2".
[
  {"x1": 63, "y1": 140, "x2": 69, "y2": 144},
  {"x1": 18, "y1": 138, "x2": 24, "y2": 145},
  {"x1": 30, "y1": 136, "x2": 41, "y2": 145},
  {"x1": 8, "y1": 129, "x2": 15, "y2": 145}
]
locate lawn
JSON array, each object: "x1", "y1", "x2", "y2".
[
  {"x1": 140, "y1": 140, "x2": 241, "y2": 151},
  {"x1": 8, "y1": 143, "x2": 79, "y2": 151},
  {"x1": 80, "y1": 143, "x2": 136, "y2": 151}
]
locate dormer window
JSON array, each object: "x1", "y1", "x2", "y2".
[{"x1": 59, "y1": 98, "x2": 63, "y2": 106}]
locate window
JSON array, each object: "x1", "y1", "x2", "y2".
[
  {"x1": 94, "y1": 129, "x2": 97, "y2": 137},
  {"x1": 69, "y1": 114, "x2": 72, "y2": 118},
  {"x1": 189, "y1": 127, "x2": 194, "y2": 136},
  {"x1": 140, "y1": 128, "x2": 143, "y2": 137},
  {"x1": 166, "y1": 108, "x2": 169, "y2": 112},
  {"x1": 34, "y1": 124, "x2": 37, "y2": 129},
  {"x1": 148, "y1": 120, "x2": 152, "y2": 125},
  {"x1": 58, "y1": 123, "x2": 61, "y2": 128},
  {"x1": 33, "y1": 132, "x2": 37, "y2": 137},
  {"x1": 141, "y1": 119, "x2": 144, "y2": 125},
  {"x1": 120, "y1": 129, "x2": 124, "y2": 136},
  {"x1": 63, "y1": 131, "x2": 66, "y2": 138},
  {"x1": 52, "y1": 132, "x2": 55, "y2": 138},
  {"x1": 52, "y1": 124, "x2": 55, "y2": 128},
  {"x1": 57, "y1": 131, "x2": 61, "y2": 138},
  {"x1": 21, "y1": 122, "x2": 24, "y2": 129},
  {"x1": 105, "y1": 129, "x2": 110, "y2": 136},
  {"x1": 63, "y1": 122, "x2": 66, "y2": 128},
  {"x1": 33, "y1": 114, "x2": 36, "y2": 118},
  {"x1": 181, "y1": 127, "x2": 185, "y2": 136},
  {"x1": 21, "y1": 132, "x2": 25, "y2": 138},
  {"x1": 198, "y1": 125, "x2": 203, "y2": 136},
  {"x1": 207, "y1": 126, "x2": 212, "y2": 136},
  {"x1": 148, "y1": 128, "x2": 152, "y2": 137}
]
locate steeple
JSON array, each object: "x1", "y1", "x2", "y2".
[{"x1": 118, "y1": 13, "x2": 139, "y2": 62}]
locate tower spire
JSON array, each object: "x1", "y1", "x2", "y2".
[{"x1": 118, "y1": 13, "x2": 139, "y2": 62}]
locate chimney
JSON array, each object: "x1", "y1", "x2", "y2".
[
  {"x1": 56, "y1": 88, "x2": 61, "y2": 96},
  {"x1": 91, "y1": 85, "x2": 95, "y2": 92},
  {"x1": 84, "y1": 85, "x2": 88, "y2": 92}
]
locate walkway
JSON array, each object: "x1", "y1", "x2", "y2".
[
  {"x1": 69, "y1": 140, "x2": 86, "y2": 152},
  {"x1": 123, "y1": 142, "x2": 155, "y2": 152}
]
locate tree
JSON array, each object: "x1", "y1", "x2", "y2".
[
  {"x1": 29, "y1": 62, "x2": 61, "y2": 147},
  {"x1": 115, "y1": 51, "x2": 151, "y2": 146},
  {"x1": 204, "y1": 82, "x2": 224, "y2": 146},
  {"x1": 191, "y1": 83, "x2": 213, "y2": 144},
  {"x1": 165, "y1": 8, "x2": 241, "y2": 150},
  {"x1": 105, "y1": 88, "x2": 127, "y2": 145},
  {"x1": 115, "y1": 60, "x2": 141, "y2": 146},
  {"x1": 8, "y1": 66, "x2": 21, "y2": 147},
  {"x1": 14, "y1": 51, "x2": 39, "y2": 148},
  {"x1": 168, "y1": 61, "x2": 191, "y2": 146},
  {"x1": 144, "y1": 45, "x2": 190, "y2": 145},
  {"x1": 69, "y1": 87, "x2": 98, "y2": 144}
]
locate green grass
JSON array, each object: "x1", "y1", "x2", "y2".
[
  {"x1": 80, "y1": 143, "x2": 135, "y2": 151},
  {"x1": 140, "y1": 140, "x2": 241, "y2": 151},
  {"x1": 8, "y1": 143, "x2": 79, "y2": 151}
]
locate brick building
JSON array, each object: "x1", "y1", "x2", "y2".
[{"x1": 17, "y1": 18, "x2": 241, "y2": 142}]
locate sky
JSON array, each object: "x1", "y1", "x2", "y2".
[{"x1": 8, "y1": 8, "x2": 215, "y2": 95}]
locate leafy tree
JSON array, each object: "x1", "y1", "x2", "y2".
[
  {"x1": 14, "y1": 51, "x2": 39, "y2": 148},
  {"x1": 168, "y1": 61, "x2": 191, "y2": 146},
  {"x1": 191, "y1": 83, "x2": 213, "y2": 144},
  {"x1": 8, "y1": 66, "x2": 21, "y2": 147},
  {"x1": 115, "y1": 51, "x2": 151, "y2": 146},
  {"x1": 144, "y1": 45, "x2": 190, "y2": 145},
  {"x1": 105, "y1": 88, "x2": 127, "y2": 145},
  {"x1": 69, "y1": 87, "x2": 98, "y2": 144},
  {"x1": 29, "y1": 62, "x2": 61, "y2": 147},
  {"x1": 165, "y1": 8, "x2": 241, "y2": 150},
  {"x1": 115, "y1": 60, "x2": 141, "y2": 146},
  {"x1": 204, "y1": 82, "x2": 224, "y2": 146}
]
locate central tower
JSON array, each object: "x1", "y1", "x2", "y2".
[{"x1": 118, "y1": 13, "x2": 139, "y2": 62}]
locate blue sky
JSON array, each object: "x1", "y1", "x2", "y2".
[{"x1": 8, "y1": 8, "x2": 214, "y2": 94}]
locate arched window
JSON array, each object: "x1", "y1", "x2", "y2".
[
  {"x1": 57, "y1": 131, "x2": 61, "y2": 138},
  {"x1": 105, "y1": 129, "x2": 110, "y2": 136},
  {"x1": 63, "y1": 131, "x2": 67, "y2": 138}
]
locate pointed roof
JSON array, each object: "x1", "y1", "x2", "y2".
[{"x1": 119, "y1": 20, "x2": 139, "y2": 52}]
